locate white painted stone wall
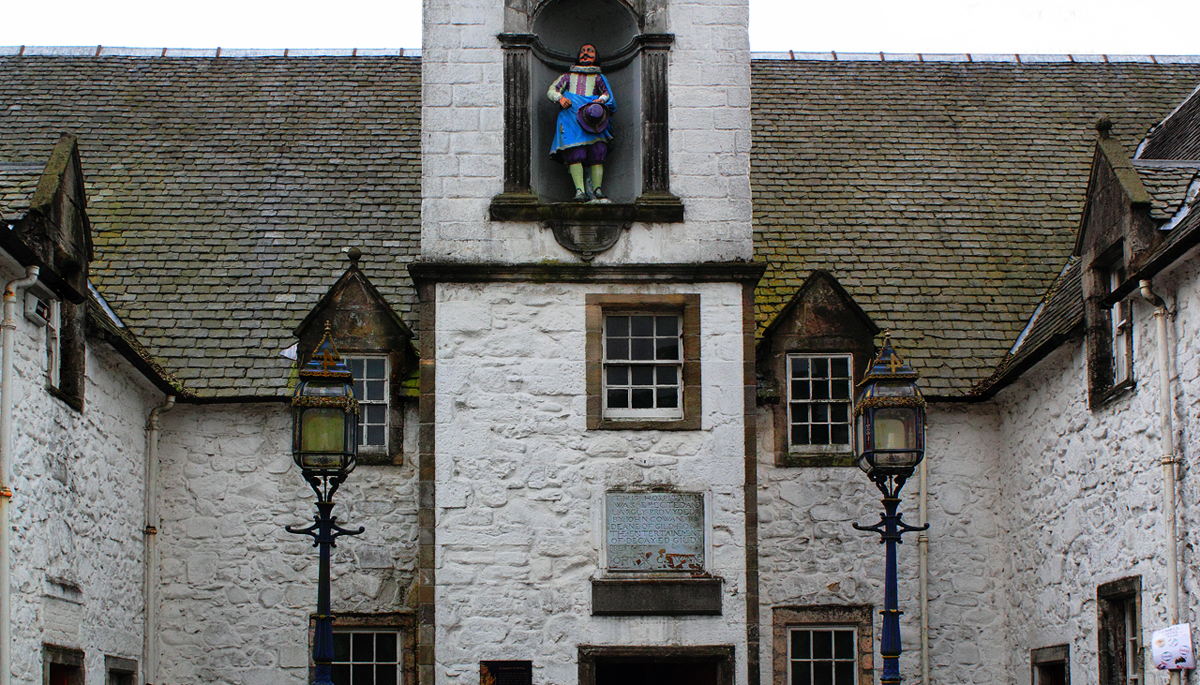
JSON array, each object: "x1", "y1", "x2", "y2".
[
  {"x1": 153, "y1": 403, "x2": 420, "y2": 684},
  {"x1": 3, "y1": 285, "x2": 163, "y2": 684},
  {"x1": 755, "y1": 399, "x2": 1008, "y2": 685},
  {"x1": 421, "y1": 0, "x2": 753, "y2": 263},
  {"x1": 993, "y1": 245, "x2": 1200, "y2": 685},
  {"x1": 434, "y1": 281, "x2": 749, "y2": 684}
]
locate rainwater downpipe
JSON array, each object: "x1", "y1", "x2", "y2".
[
  {"x1": 1139, "y1": 280, "x2": 1180, "y2": 685},
  {"x1": 918, "y1": 456, "x2": 929, "y2": 685},
  {"x1": 144, "y1": 395, "x2": 175, "y2": 685},
  {"x1": 1, "y1": 265, "x2": 39, "y2": 685}
]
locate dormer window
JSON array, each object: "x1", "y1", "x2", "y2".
[
  {"x1": 1106, "y1": 265, "x2": 1133, "y2": 387},
  {"x1": 1085, "y1": 245, "x2": 1135, "y2": 407},
  {"x1": 787, "y1": 354, "x2": 853, "y2": 452}
]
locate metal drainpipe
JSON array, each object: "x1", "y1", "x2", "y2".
[
  {"x1": 918, "y1": 457, "x2": 929, "y2": 685},
  {"x1": 144, "y1": 395, "x2": 175, "y2": 685},
  {"x1": 1139, "y1": 280, "x2": 1180, "y2": 685},
  {"x1": 1, "y1": 265, "x2": 39, "y2": 685}
]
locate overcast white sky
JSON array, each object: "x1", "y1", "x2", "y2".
[{"x1": 2, "y1": 0, "x2": 1197, "y2": 56}]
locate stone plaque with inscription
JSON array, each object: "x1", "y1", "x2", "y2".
[
  {"x1": 481, "y1": 661, "x2": 532, "y2": 685},
  {"x1": 606, "y1": 492, "x2": 704, "y2": 572}
]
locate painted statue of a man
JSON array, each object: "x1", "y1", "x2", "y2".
[{"x1": 547, "y1": 43, "x2": 615, "y2": 202}]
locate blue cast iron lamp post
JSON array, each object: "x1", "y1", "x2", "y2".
[
  {"x1": 286, "y1": 325, "x2": 364, "y2": 685},
  {"x1": 852, "y1": 336, "x2": 928, "y2": 685}
]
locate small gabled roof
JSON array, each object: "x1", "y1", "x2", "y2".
[
  {"x1": 758, "y1": 269, "x2": 880, "y2": 346},
  {"x1": 294, "y1": 249, "x2": 415, "y2": 341}
]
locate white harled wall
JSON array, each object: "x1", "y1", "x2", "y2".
[
  {"x1": 153, "y1": 404, "x2": 419, "y2": 685},
  {"x1": 2, "y1": 273, "x2": 163, "y2": 684},
  {"x1": 993, "y1": 247, "x2": 1200, "y2": 684},
  {"x1": 434, "y1": 281, "x2": 749, "y2": 683}
]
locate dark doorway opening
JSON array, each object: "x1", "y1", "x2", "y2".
[{"x1": 581, "y1": 646, "x2": 733, "y2": 685}]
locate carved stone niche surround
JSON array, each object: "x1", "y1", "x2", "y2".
[
  {"x1": 492, "y1": 0, "x2": 682, "y2": 248},
  {"x1": 756, "y1": 270, "x2": 879, "y2": 467},
  {"x1": 1075, "y1": 122, "x2": 1161, "y2": 409}
]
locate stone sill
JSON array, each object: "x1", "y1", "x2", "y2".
[
  {"x1": 780, "y1": 451, "x2": 856, "y2": 468},
  {"x1": 592, "y1": 577, "x2": 721, "y2": 616},
  {"x1": 488, "y1": 192, "x2": 684, "y2": 223}
]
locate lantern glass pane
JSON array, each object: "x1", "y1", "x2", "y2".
[
  {"x1": 301, "y1": 407, "x2": 346, "y2": 453},
  {"x1": 874, "y1": 407, "x2": 916, "y2": 450}
]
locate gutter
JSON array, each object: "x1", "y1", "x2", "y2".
[{"x1": 1, "y1": 266, "x2": 39, "y2": 685}]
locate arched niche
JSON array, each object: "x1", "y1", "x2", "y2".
[
  {"x1": 492, "y1": 0, "x2": 682, "y2": 230},
  {"x1": 532, "y1": 0, "x2": 641, "y2": 203}
]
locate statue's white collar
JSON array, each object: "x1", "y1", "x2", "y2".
[{"x1": 570, "y1": 66, "x2": 601, "y2": 74}]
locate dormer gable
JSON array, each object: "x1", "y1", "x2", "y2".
[
  {"x1": 295, "y1": 248, "x2": 418, "y2": 464},
  {"x1": 11, "y1": 133, "x2": 93, "y2": 302},
  {"x1": 757, "y1": 270, "x2": 880, "y2": 467},
  {"x1": 1074, "y1": 118, "x2": 1159, "y2": 270}
]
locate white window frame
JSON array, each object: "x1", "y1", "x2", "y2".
[
  {"x1": 1108, "y1": 268, "x2": 1132, "y2": 387},
  {"x1": 331, "y1": 628, "x2": 403, "y2": 685},
  {"x1": 346, "y1": 355, "x2": 390, "y2": 454},
  {"x1": 788, "y1": 625, "x2": 859, "y2": 685},
  {"x1": 46, "y1": 298, "x2": 62, "y2": 389},
  {"x1": 602, "y1": 312, "x2": 683, "y2": 420},
  {"x1": 786, "y1": 353, "x2": 854, "y2": 454}
]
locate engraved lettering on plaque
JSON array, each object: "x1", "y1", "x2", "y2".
[{"x1": 605, "y1": 492, "x2": 704, "y2": 572}]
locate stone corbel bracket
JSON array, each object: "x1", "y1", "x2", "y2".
[{"x1": 542, "y1": 219, "x2": 632, "y2": 261}]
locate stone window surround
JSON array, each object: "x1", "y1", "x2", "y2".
[
  {"x1": 1087, "y1": 243, "x2": 1136, "y2": 409},
  {"x1": 47, "y1": 297, "x2": 86, "y2": 412},
  {"x1": 1031, "y1": 644, "x2": 1070, "y2": 685},
  {"x1": 1098, "y1": 576, "x2": 1142, "y2": 685},
  {"x1": 578, "y1": 645, "x2": 734, "y2": 685},
  {"x1": 44, "y1": 644, "x2": 85, "y2": 685},
  {"x1": 104, "y1": 656, "x2": 137, "y2": 685},
  {"x1": 306, "y1": 612, "x2": 416, "y2": 685},
  {"x1": 586, "y1": 293, "x2": 701, "y2": 430},
  {"x1": 772, "y1": 606, "x2": 873, "y2": 685},
  {"x1": 346, "y1": 355, "x2": 392, "y2": 456}
]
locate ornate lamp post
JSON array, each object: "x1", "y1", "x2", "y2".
[
  {"x1": 286, "y1": 325, "x2": 365, "y2": 685},
  {"x1": 852, "y1": 335, "x2": 928, "y2": 685}
]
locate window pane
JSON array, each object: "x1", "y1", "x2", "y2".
[
  {"x1": 366, "y1": 358, "x2": 386, "y2": 378},
  {"x1": 607, "y1": 389, "x2": 628, "y2": 408},
  {"x1": 811, "y1": 358, "x2": 828, "y2": 377},
  {"x1": 332, "y1": 664, "x2": 351, "y2": 685},
  {"x1": 607, "y1": 365, "x2": 629, "y2": 385},
  {"x1": 350, "y1": 359, "x2": 365, "y2": 377},
  {"x1": 367, "y1": 425, "x2": 385, "y2": 446},
  {"x1": 834, "y1": 631, "x2": 854, "y2": 658},
  {"x1": 334, "y1": 634, "x2": 351, "y2": 661},
  {"x1": 366, "y1": 380, "x2": 385, "y2": 402},
  {"x1": 657, "y1": 387, "x2": 678, "y2": 408},
  {"x1": 813, "y1": 662, "x2": 833, "y2": 685},
  {"x1": 353, "y1": 633, "x2": 374, "y2": 661},
  {"x1": 834, "y1": 662, "x2": 854, "y2": 685},
  {"x1": 831, "y1": 379, "x2": 851, "y2": 400},
  {"x1": 792, "y1": 631, "x2": 811, "y2": 659},
  {"x1": 376, "y1": 634, "x2": 397, "y2": 662},
  {"x1": 353, "y1": 663, "x2": 374, "y2": 684},
  {"x1": 607, "y1": 316, "x2": 629, "y2": 337},
  {"x1": 831, "y1": 425, "x2": 849, "y2": 444},
  {"x1": 631, "y1": 388, "x2": 654, "y2": 409},
  {"x1": 792, "y1": 381, "x2": 810, "y2": 400},
  {"x1": 656, "y1": 337, "x2": 679, "y2": 360},
  {"x1": 831, "y1": 357, "x2": 849, "y2": 377},
  {"x1": 375, "y1": 664, "x2": 397, "y2": 685},
  {"x1": 812, "y1": 404, "x2": 828, "y2": 422},
  {"x1": 630, "y1": 315, "x2": 654, "y2": 336},
  {"x1": 655, "y1": 315, "x2": 678, "y2": 336},
  {"x1": 630, "y1": 338, "x2": 655, "y2": 360},
  {"x1": 812, "y1": 425, "x2": 830, "y2": 444},
  {"x1": 812, "y1": 382, "x2": 830, "y2": 400},
  {"x1": 631, "y1": 366, "x2": 655, "y2": 386},
  {"x1": 792, "y1": 358, "x2": 810, "y2": 378},
  {"x1": 367, "y1": 405, "x2": 387, "y2": 423},
  {"x1": 813, "y1": 631, "x2": 832, "y2": 659},
  {"x1": 607, "y1": 338, "x2": 629, "y2": 360},
  {"x1": 791, "y1": 424, "x2": 810, "y2": 446},
  {"x1": 830, "y1": 404, "x2": 848, "y2": 423},
  {"x1": 793, "y1": 666, "x2": 812, "y2": 685},
  {"x1": 656, "y1": 365, "x2": 678, "y2": 385}
]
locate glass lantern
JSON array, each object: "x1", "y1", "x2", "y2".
[
  {"x1": 853, "y1": 336, "x2": 926, "y2": 478},
  {"x1": 292, "y1": 324, "x2": 359, "y2": 476}
]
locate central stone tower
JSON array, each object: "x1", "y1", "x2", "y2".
[{"x1": 413, "y1": 0, "x2": 758, "y2": 681}]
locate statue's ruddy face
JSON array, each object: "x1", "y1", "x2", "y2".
[{"x1": 578, "y1": 44, "x2": 597, "y2": 66}]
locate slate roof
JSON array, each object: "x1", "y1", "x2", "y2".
[
  {"x1": 0, "y1": 165, "x2": 42, "y2": 222},
  {"x1": 4, "y1": 56, "x2": 1200, "y2": 399},
  {"x1": 0, "y1": 56, "x2": 421, "y2": 398},
  {"x1": 1133, "y1": 162, "x2": 1200, "y2": 220},
  {"x1": 751, "y1": 59, "x2": 1200, "y2": 396},
  {"x1": 1140, "y1": 84, "x2": 1200, "y2": 160}
]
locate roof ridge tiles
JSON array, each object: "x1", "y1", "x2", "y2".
[
  {"x1": 0, "y1": 46, "x2": 420, "y2": 58},
  {"x1": 750, "y1": 51, "x2": 1200, "y2": 64}
]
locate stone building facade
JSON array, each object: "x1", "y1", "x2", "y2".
[{"x1": 2, "y1": 5, "x2": 1200, "y2": 685}]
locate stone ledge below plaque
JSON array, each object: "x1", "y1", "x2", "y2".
[
  {"x1": 591, "y1": 577, "x2": 722, "y2": 616},
  {"x1": 488, "y1": 192, "x2": 684, "y2": 223}
]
